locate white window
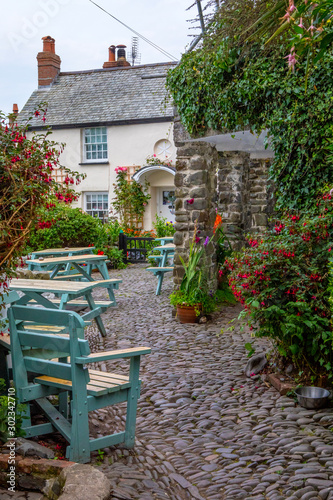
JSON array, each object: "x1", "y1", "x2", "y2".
[
  {"x1": 84, "y1": 127, "x2": 108, "y2": 161},
  {"x1": 85, "y1": 192, "x2": 109, "y2": 221}
]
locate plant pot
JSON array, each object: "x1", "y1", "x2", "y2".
[{"x1": 176, "y1": 304, "x2": 201, "y2": 323}]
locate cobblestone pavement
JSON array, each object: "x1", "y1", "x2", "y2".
[
  {"x1": 86, "y1": 264, "x2": 333, "y2": 500},
  {"x1": 1, "y1": 264, "x2": 333, "y2": 500}
]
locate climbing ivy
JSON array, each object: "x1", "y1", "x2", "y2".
[{"x1": 167, "y1": 5, "x2": 333, "y2": 210}]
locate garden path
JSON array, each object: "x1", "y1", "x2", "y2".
[
  {"x1": 2, "y1": 263, "x2": 333, "y2": 500},
  {"x1": 87, "y1": 264, "x2": 333, "y2": 500}
]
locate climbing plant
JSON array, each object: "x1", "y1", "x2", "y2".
[
  {"x1": 111, "y1": 167, "x2": 151, "y2": 229},
  {"x1": 166, "y1": 0, "x2": 333, "y2": 210}
]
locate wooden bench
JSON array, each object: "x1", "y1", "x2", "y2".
[
  {"x1": 146, "y1": 267, "x2": 174, "y2": 295},
  {"x1": 8, "y1": 305, "x2": 151, "y2": 464}
]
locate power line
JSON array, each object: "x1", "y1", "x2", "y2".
[{"x1": 88, "y1": 0, "x2": 178, "y2": 62}]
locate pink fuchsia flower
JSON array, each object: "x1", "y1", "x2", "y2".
[
  {"x1": 280, "y1": 10, "x2": 291, "y2": 22},
  {"x1": 121, "y1": 166, "x2": 127, "y2": 171},
  {"x1": 288, "y1": 0, "x2": 296, "y2": 12},
  {"x1": 285, "y1": 46, "x2": 297, "y2": 72},
  {"x1": 186, "y1": 198, "x2": 194, "y2": 204},
  {"x1": 308, "y1": 19, "x2": 316, "y2": 35},
  {"x1": 298, "y1": 17, "x2": 305, "y2": 28},
  {"x1": 195, "y1": 236, "x2": 201, "y2": 244}
]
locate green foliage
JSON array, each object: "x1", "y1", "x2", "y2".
[
  {"x1": 249, "y1": 0, "x2": 333, "y2": 79},
  {"x1": 227, "y1": 190, "x2": 333, "y2": 381},
  {"x1": 166, "y1": 9, "x2": 333, "y2": 210},
  {"x1": 170, "y1": 226, "x2": 216, "y2": 314},
  {"x1": 170, "y1": 288, "x2": 217, "y2": 314},
  {"x1": 153, "y1": 214, "x2": 175, "y2": 237},
  {"x1": 215, "y1": 224, "x2": 233, "y2": 267},
  {"x1": 111, "y1": 168, "x2": 151, "y2": 228},
  {"x1": 26, "y1": 203, "x2": 104, "y2": 250},
  {"x1": 0, "y1": 380, "x2": 27, "y2": 443},
  {"x1": 145, "y1": 154, "x2": 173, "y2": 168}
]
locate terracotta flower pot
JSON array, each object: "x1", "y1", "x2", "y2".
[{"x1": 176, "y1": 304, "x2": 201, "y2": 323}]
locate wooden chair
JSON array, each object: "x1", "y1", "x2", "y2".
[{"x1": 8, "y1": 305, "x2": 151, "y2": 463}]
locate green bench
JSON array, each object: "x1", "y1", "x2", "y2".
[
  {"x1": 8, "y1": 305, "x2": 151, "y2": 463},
  {"x1": 146, "y1": 267, "x2": 174, "y2": 295}
]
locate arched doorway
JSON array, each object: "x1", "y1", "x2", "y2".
[{"x1": 132, "y1": 165, "x2": 176, "y2": 229}]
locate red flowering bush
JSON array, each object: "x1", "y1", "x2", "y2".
[
  {"x1": 0, "y1": 105, "x2": 84, "y2": 291},
  {"x1": 227, "y1": 191, "x2": 333, "y2": 381}
]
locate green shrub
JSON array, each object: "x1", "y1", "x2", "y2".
[
  {"x1": 227, "y1": 191, "x2": 333, "y2": 382},
  {"x1": 153, "y1": 214, "x2": 175, "y2": 237},
  {"x1": 26, "y1": 203, "x2": 104, "y2": 251}
]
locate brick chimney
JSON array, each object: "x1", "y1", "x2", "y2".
[
  {"x1": 103, "y1": 45, "x2": 117, "y2": 68},
  {"x1": 37, "y1": 36, "x2": 61, "y2": 87}
]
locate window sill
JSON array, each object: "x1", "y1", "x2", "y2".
[{"x1": 79, "y1": 161, "x2": 110, "y2": 165}]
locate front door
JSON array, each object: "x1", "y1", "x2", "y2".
[{"x1": 158, "y1": 187, "x2": 175, "y2": 223}]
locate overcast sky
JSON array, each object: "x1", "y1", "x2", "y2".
[{"x1": 0, "y1": 0, "x2": 195, "y2": 116}]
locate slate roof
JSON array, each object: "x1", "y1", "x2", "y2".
[{"x1": 19, "y1": 62, "x2": 177, "y2": 129}]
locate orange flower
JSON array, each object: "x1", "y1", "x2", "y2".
[{"x1": 213, "y1": 214, "x2": 222, "y2": 233}]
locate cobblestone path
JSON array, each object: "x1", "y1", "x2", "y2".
[
  {"x1": 2, "y1": 264, "x2": 333, "y2": 500},
  {"x1": 87, "y1": 264, "x2": 333, "y2": 500}
]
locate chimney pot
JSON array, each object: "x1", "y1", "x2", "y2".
[
  {"x1": 103, "y1": 44, "x2": 117, "y2": 68},
  {"x1": 42, "y1": 36, "x2": 55, "y2": 53},
  {"x1": 109, "y1": 45, "x2": 116, "y2": 62},
  {"x1": 116, "y1": 45, "x2": 130, "y2": 67},
  {"x1": 12, "y1": 104, "x2": 19, "y2": 114}
]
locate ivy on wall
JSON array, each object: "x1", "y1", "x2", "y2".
[{"x1": 166, "y1": 5, "x2": 333, "y2": 210}]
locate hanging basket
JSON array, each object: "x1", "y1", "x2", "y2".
[{"x1": 176, "y1": 304, "x2": 201, "y2": 324}]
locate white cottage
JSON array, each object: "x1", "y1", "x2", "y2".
[{"x1": 18, "y1": 36, "x2": 177, "y2": 229}]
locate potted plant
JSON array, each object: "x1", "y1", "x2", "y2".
[{"x1": 170, "y1": 225, "x2": 216, "y2": 323}]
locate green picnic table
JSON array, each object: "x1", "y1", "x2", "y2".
[
  {"x1": 9, "y1": 278, "x2": 121, "y2": 337},
  {"x1": 28, "y1": 247, "x2": 95, "y2": 272},
  {"x1": 27, "y1": 254, "x2": 109, "y2": 282}
]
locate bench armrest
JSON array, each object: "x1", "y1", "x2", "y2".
[{"x1": 75, "y1": 346, "x2": 151, "y2": 364}]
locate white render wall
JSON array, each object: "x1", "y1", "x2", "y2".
[{"x1": 46, "y1": 121, "x2": 175, "y2": 228}]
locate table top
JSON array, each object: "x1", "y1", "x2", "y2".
[
  {"x1": 154, "y1": 244, "x2": 176, "y2": 252},
  {"x1": 10, "y1": 279, "x2": 118, "y2": 294},
  {"x1": 28, "y1": 254, "x2": 108, "y2": 265},
  {"x1": 31, "y1": 247, "x2": 95, "y2": 256},
  {"x1": 154, "y1": 237, "x2": 174, "y2": 242}
]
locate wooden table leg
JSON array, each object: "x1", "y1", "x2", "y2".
[
  {"x1": 156, "y1": 272, "x2": 164, "y2": 296},
  {"x1": 84, "y1": 292, "x2": 106, "y2": 337}
]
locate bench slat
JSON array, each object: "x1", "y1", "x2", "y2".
[{"x1": 35, "y1": 370, "x2": 131, "y2": 396}]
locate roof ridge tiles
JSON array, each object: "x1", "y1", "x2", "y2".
[{"x1": 59, "y1": 61, "x2": 177, "y2": 77}]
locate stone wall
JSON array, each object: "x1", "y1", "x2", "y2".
[
  {"x1": 173, "y1": 141, "x2": 219, "y2": 289},
  {"x1": 173, "y1": 113, "x2": 274, "y2": 290},
  {"x1": 217, "y1": 152, "x2": 274, "y2": 249}
]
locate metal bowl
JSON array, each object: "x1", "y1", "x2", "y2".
[{"x1": 295, "y1": 386, "x2": 331, "y2": 409}]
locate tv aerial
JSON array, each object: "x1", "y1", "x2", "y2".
[{"x1": 129, "y1": 37, "x2": 141, "y2": 66}]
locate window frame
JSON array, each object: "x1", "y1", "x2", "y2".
[
  {"x1": 84, "y1": 192, "x2": 109, "y2": 222},
  {"x1": 83, "y1": 127, "x2": 108, "y2": 163}
]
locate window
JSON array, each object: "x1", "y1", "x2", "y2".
[
  {"x1": 85, "y1": 192, "x2": 109, "y2": 222},
  {"x1": 84, "y1": 127, "x2": 108, "y2": 161}
]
